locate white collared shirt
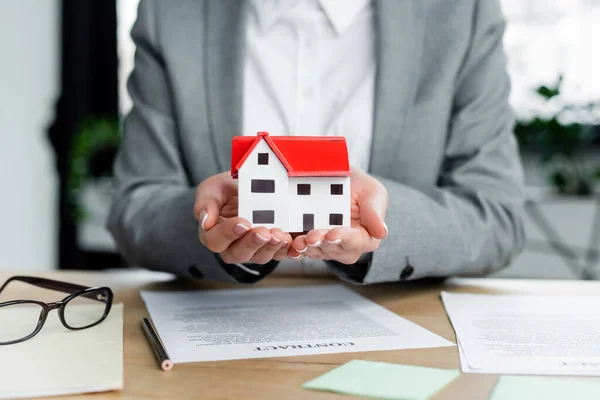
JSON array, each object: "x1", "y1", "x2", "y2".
[
  {"x1": 242, "y1": 0, "x2": 375, "y2": 274},
  {"x1": 243, "y1": 0, "x2": 375, "y2": 172}
]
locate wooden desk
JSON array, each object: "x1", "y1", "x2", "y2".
[{"x1": 3, "y1": 270, "x2": 599, "y2": 400}]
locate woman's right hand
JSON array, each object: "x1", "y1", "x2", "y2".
[{"x1": 193, "y1": 172, "x2": 292, "y2": 264}]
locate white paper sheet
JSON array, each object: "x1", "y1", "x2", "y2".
[
  {"x1": 141, "y1": 284, "x2": 453, "y2": 363},
  {"x1": 0, "y1": 303, "x2": 123, "y2": 399},
  {"x1": 441, "y1": 292, "x2": 600, "y2": 376}
]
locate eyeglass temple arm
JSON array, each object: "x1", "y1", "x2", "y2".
[{"x1": 0, "y1": 276, "x2": 108, "y2": 302}]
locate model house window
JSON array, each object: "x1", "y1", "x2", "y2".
[
  {"x1": 330, "y1": 184, "x2": 343, "y2": 195},
  {"x1": 303, "y1": 214, "x2": 314, "y2": 231},
  {"x1": 253, "y1": 210, "x2": 274, "y2": 224},
  {"x1": 258, "y1": 153, "x2": 269, "y2": 165},
  {"x1": 297, "y1": 184, "x2": 311, "y2": 195},
  {"x1": 329, "y1": 214, "x2": 343, "y2": 226},
  {"x1": 251, "y1": 179, "x2": 275, "y2": 193}
]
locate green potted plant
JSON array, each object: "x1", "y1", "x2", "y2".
[
  {"x1": 515, "y1": 76, "x2": 600, "y2": 196},
  {"x1": 68, "y1": 116, "x2": 120, "y2": 233}
]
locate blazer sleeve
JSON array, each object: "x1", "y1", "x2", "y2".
[
  {"x1": 107, "y1": 0, "x2": 275, "y2": 283},
  {"x1": 328, "y1": 0, "x2": 526, "y2": 284}
]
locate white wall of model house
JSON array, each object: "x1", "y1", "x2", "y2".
[
  {"x1": 237, "y1": 138, "x2": 350, "y2": 232},
  {"x1": 238, "y1": 139, "x2": 289, "y2": 229},
  {"x1": 286, "y1": 176, "x2": 350, "y2": 232}
]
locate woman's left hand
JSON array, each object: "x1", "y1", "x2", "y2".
[{"x1": 288, "y1": 168, "x2": 388, "y2": 264}]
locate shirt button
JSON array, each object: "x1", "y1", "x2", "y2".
[{"x1": 399, "y1": 264, "x2": 414, "y2": 280}]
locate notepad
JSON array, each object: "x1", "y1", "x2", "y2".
[
  {"x1": 302, "y1": 360, "x2": 460, "y2": 400},
  {"x1": 0, "y1": 303, "x2": 124, "y2": 399},
  {"x1": 491, "y1": 376, "x2": 600, "y2": 400}
]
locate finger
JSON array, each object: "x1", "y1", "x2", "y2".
[
  {"x1": 290, "y1": 235, "x2": 322, "y2": 259},
  {"x1": 250, "y1": 243, "x2": 282, "y2": 264},
  {"x1": 304, "y1": 246, "x2": 324, "y2": 259},
  {"x1": 291, "y1": 235, "x2": 309, "y2": 254},
  {"x1": 303, "y1": 230, "x2": 327, "y2": 259},
  {"x1": 270, "y1": 228, "x2": 293, "y2": 251},
  {"x1": 320, "y1": 235, "x2": 344, "y2": 260},
  {"x1": 287, "y1": 247, "x2": 305, "y2": 261},
  {"x1": 273, "y1": 233, "x2": 293, "y2": 261},
  {"x1": 250, "y1": 228, "x2": 287, "y2": 264},
  {"x1": 359, "y1": 188, "x2": 388, "y2": 240},
  {"x1": 193, "y1": 173, "x2": 237, "y2": 231},
  {"x1": 199, "y1": 217, "x2": 251, "y2": 253},
  {"x1": 271, "y1": 230, "x2": 292, "y2": 261},
  {"x1": 305, "y1": 230, "x2": 327, "y2": 247},
  {"x1": 220, "y1": 226, "x2": 271, "y2": 264},
  {"x1": 273, "y1": 244, "x2": 290, "y2": 261},
  {"x1": 321, "y1": 229, "x2": 363, "y2": 264},
  {"x1": 326, "y1": 227, "x2": 375, "y2": 252}
]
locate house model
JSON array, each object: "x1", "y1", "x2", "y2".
[{"x1": 231, "y1": 131, "x2": 351, "y2": 233}]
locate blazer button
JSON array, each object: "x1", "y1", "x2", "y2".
[
  {"x1": 399, "y1": 264, "x2": 414, "y2": 280},
  {"x1": 188, "y1": 265, "x2": 204, "y2": 279}
]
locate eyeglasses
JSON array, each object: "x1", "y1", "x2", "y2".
[{"x1": 0, "y1": 276, "x2": 113, "y2": 345}]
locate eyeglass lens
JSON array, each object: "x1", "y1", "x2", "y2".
[
  {"x1": 0, "y1": 302, "x2": 43, "y2": 344},
  {"x1": 63, "y1": 289, "x2": 111, "y2": 329}
]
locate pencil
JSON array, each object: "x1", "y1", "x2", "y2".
[{"x1": 141, "y1": 317, "x2": 173, "y2": 371}]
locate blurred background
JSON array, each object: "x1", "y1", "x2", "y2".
[{"x1": 0, "y1": 0, "x2": 598, "y2": 279}]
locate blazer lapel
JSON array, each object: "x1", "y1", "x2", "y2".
[
  {"x1": 370, "y1": 0, "x2": 425, "y2": 178},
  {"x1": 205, "y1": 0, "x2": 248, "y2": 172}
]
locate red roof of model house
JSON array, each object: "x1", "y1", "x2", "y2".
[{"x1": 231, "y1": 131, "x2": 351, "y2": 178}]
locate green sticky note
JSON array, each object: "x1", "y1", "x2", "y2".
[
  {"x1": 302, "y1": 360, "x2": 460, "y2": 400},
  {"x1": 491, "y1": 376, "x2": 600, "y2": 400}
]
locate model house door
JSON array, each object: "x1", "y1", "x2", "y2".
[{"x1": 303, "y1": 214, "x2": 314, "y2": 232}]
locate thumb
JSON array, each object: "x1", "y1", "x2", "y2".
[
  {"x1": 193, "y1": 174, "x2": 235, "y2": 231},
  {"x1": 360, "y1": 190, "x2": 388, "y2": 240}
]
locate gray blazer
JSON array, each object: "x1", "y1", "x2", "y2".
[{"x1": 107, "y1": 0, "x2": 526, "y2": 284}]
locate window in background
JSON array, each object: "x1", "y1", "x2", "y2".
[
  {"x1": 117, "y1": 0, "x2": 600, "y2": 123},
  {"x1": 500, "y1": 0, "x2": 600, "y2": 124},
  {"x1": 117, "y1": 0, "x2": 139, "y2": 115}
]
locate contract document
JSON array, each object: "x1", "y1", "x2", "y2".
[
  {"x1": 141, "y1": 284, "x2": 453, "y2": 363},
  {"x1": 441, "y1": 292, "x2": 600, "y2": 376}
]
